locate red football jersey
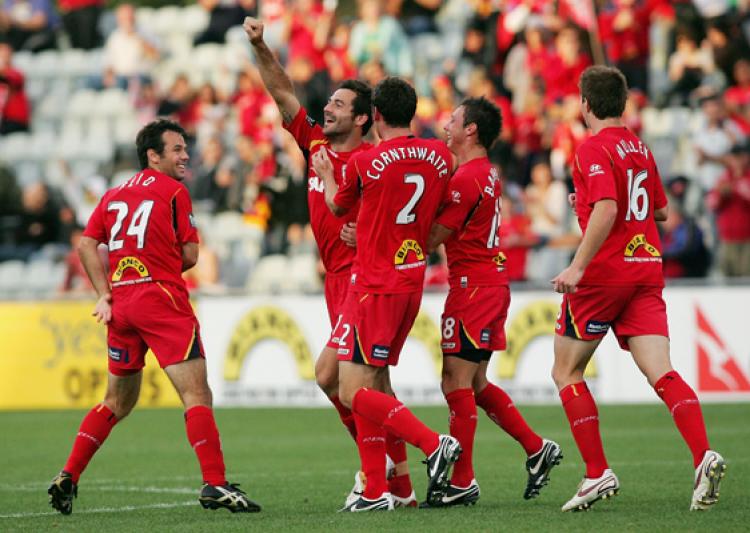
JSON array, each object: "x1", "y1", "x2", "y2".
[
  {"x1": 83, "y1": 169, "x2": 198, "y2": 289},
  {"x1": 572, "y1": 126, "x2": 667, "y2": 286},
  {"x1": 284, "y1": 107, "x2": 369, "y2": 275},
  {"x1": 435, "y1": 157, "x2": 508, "y2": 288},
  {"x1": 335, "y1": 136, "x2": 453, "y2": 293}
]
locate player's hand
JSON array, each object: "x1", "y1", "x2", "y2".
[
  {"x1": 311, "y1": 148, "x2": 334, "y2": 181},
  {"x1": 243, "y1": 17, "x2": 264, "y2": 45},
  {"x1": 92, "y1": 293, "x2": 112, "y2": 323},
  {"x1": 551, "y1": 266, "x2": 583, "y2": 294},
  {"x1": 567, "y1": 193, "x2": 577, "y2": 214},
  {"x1": 340, "y1": 222, "x2": 356, "y2": 247}
]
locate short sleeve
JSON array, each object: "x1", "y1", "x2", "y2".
[
  {"x1": 333, "y1": 155, "x2": 361, "y2": 211},
  {"x1": 82, "y1": 198, "x2": 107, "y2": 244},
  {"x1": 435, "y1": 173, "x2": 481, "y2": 233},
  {"x1": 283, "y1": 106, "x2": 324, "y2": 153},
  {"x1": 173, "y1": 187, "x2": 199, "y2": 244},
  {"x1": 577, "y1": 143, "x2": 617, "y2": 205}
]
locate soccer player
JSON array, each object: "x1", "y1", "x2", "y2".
[
  {"x1": 47, "y1": 119, "x2": 260, "y2": 515},
  {"x1": 551, "y1": 65, "x2": 726, "y2": 512},
  {"x1": 243, "y1": 17, "x2": 412, "y2": 507},
  {"x1": 424, "y1": 97, "x2": 562, "y2": 507},
  {"x1": 312, "y1": 77, "x2": 461, "y2": 512}
]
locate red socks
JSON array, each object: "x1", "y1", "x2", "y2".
[
  {"x1": 654, "y1": 371, "x2": 710, "y2": 467},
  {"x1": 185, "y1": 406, "x2": 227, "y2": 486},
  {"x1": 330, "y1": 395, "x2": 357, "y2": 440},
  {"x1": 476, "y1": 383, "x2": 543, "y2": 456},
  {"x1": 446, "y1": 388, "x2": 477, "y2": 487},
  {"x1": 559, "y1": 382, "x2": 608, "y2": 478},
  {"x1": 64, "y1": 404, "x2": 118, "y2": 482},
  {"x1": 354, "y1": 412, "x2": 387, "y2": 499},
  {"x1": 352, "y1": 388, "x2": 439, "y2": 456},
  {"x1": 385, "y1": 432, "x2": 412, "y2": 497}
]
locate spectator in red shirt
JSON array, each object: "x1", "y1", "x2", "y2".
[
  {"x1": 0, "y1": 42, "x2": 29, "y2": 135},
  {"x1": 706, "y1": 142, "x2": 750, "y2": 277},
  {"x1": 598, "y1": 0, "x2": 650, "y2": 92},
  {"x1": 498, "y1": 194, "x2": 539, "y2": 282},
  {"x1": 542, "y1": 26, "x2": 591, "y2": 105},
  {"x1": 725, "y1": 58, "x2": 750, "y2": 133},
  {"x1": 232, "y1": 66, "x2": 275, "y2": 139}
]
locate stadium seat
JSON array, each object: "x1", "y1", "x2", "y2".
[
  {"x1": 0, "y1": 132, "x2": 32, "y2": 164},
  {"x1": 114, "y1": 116, "x2": 140, "y2": 147},
  {"x1": 182, "y1": 4, "x2": 209, "y2": 36},
  {"x1": 135, "y1": 6, "x2": 156, "y2": 35},
  {"x1": 112, "y1": 169, "x2": 138, "y2": 187},
  {"x1": 245, "y1": 254, "x2": 291, "y2": 294},
  {"x1": 287, "y1": 253, "x2": 322, "y2": 293},
  {"x1": 28, "y1": 130, "x2": 58, "y2": 163},
  {"x1": 152, "y1": 6, "x2": 183, "y2": 38},
  {"x1": 28, "y1": 49, "x2": 60, "y2": 79},
  {"x1": 96, "y1": 88, "x2": 132, "y2": 118},
  {"x1": 0, "y1": 260, "x2": 26, "y2": 297},
  {"x1": 24, "y1": 258, "x2": 58, "y2": 295},
  {"x1": 67, "y1": 90, "x2": 99, "y2": 119}
]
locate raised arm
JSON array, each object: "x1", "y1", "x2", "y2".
[{"x1": 243, "y1": 17, "x2": 301, "y2": 124}]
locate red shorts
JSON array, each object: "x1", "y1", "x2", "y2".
[
  {"x1": 556, "y1": 285, "x2": 669, "y2": 350},
  {"x1": 441, "y1": 285, "x2": 509, "y2": 361},
  {"x1": 324, "y1": 271, "x2": 352, "y2": 349},
  {"x1": 333, "y1": 290, "x2": 422, "y2": 367},
  {"x1": 107, "y1": 282, "x2": 205, "y2": 376}
]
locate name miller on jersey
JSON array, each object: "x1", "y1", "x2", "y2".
[
  {"x1": 364, "y1": 146, "x2": 450, "y2": 180},
  {"x1": 614, "y1": 138, "x2": 649, "y2": 160}
]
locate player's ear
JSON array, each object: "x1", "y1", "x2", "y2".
[
  {"x1": 147, "y1": 148, "x2": 160, "y2": 165},
  {"x1": 465, "y1": 122, "x2": 478, "y2": 138},
  {"x1": 354, "y1": 113, "x2": 368, "y2": 129}
]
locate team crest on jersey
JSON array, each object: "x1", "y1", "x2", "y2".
[
  {"x1": 394, "y1": 240, "x2": 426, "y2": 270},
  {"x1": 451, "y1": 190, "x2": 461, "y2": 203},
  {"x1": 112, "y1": 256, "x2": 151, "y2": 283},
  {"x1": 588, "y1": 164, "x2": 605, "y2": 177},
  {"x1": 624, "y1": 234, "x2": 662, "y2": 262}
]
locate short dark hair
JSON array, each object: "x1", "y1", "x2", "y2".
[
  {"x1": 579, "y1": 66, "x2": 628, "y2": 120},
  {"x1": 372, "y1": 77, "x2": 417, "y2": 128},
  {"x1": 461, "y1": 97, "x2": 502, "y2": 151},
  {"x1": 135, "y1": 119, "x2": 187, "y2": 170},
  {"x1": 339, "y1": 79, "x2": 373, "y2": 135}
]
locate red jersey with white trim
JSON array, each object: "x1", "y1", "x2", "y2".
[
  {"x1": 83, "y1": 169, "x2": 198, "y2": 289},
  {"x1": 573, "y1": 126, "x2": 667, "y2": 286},
  {"x1": 435, "y1": 157, "x2": 508, "y2": 288},
  {"x1": 335, "y1": 136, "x2": 452, "y2": 293},
  {"x1": 284, "y1": 107, "x2": 369, "y2": 275}
]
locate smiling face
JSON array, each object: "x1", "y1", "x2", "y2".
[
  {"x1": 322, "y1": 88, "x2": 359, "y2": 139},
  {"x1": 151, "y1": 130, "x2": 189, "y2": 180},
  {"x1": 443, "y1": 105, "x2": 467, "y2": 151}
]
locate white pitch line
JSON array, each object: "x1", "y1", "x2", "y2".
[
  {"x1": 2, "y1": 485, "x2": 195, "y2": 495},
  {"x1": 0, "y1": 501, "x2": 196, "y2": 519}
]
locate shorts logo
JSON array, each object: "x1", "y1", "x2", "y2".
[
  {"x1": 585, "y1": 321, "x2": 611, "y2": 335},
  {"x1": 372, "y1": 345, "x2": 390, "y2": 360},
  {"x1": 589, "y1": 164, "x2": 605, "y2": 176},
  {"x1": 337, "y1": 348, "x2": 350, "y2": 356},
  {"x1": 394, "y1": 239, "x2": 426, "y2": 270},
  {"x1": 108, "y1": 346, "x2": 128, "y2": 363},
  {"x1": 480, "y1": 329, "x2": 491, "y2": 344},
  {"x1": 460, "y1": 276, "x2": 468, "y2": 288},
  {"x1": 442, "y1": 342, "x2": 456, "y2": 350}
]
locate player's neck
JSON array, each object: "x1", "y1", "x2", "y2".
[
  {"x1": 378, "y1": 126, "x2": 413, "y2": 141},
  {"x1": 328, "y1": 132, "x2": 363, "y2": 153},
  {"x1": 456, "y1": 144, "x2": 486, "y2": 166},
  {"x1": 589, "y1": 117, "x2": 624, "y2": 135}
]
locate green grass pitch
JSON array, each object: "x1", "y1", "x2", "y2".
[{"x1": 1, "y1": 403, "x2": 748, "y2": 532}]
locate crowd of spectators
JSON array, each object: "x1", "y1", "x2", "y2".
[{"x1": 1, "y1": 0, "x2": 750, "y2": 297}]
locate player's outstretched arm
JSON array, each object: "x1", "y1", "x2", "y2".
[
  {"x1": 551, "y1": 198, "x2": 617, "y2": 294},
  {"x1": 427, "y1": 223, "x2": 453, "y2": 253},
  {"x1": 243, "y1": 16, "x2": 301, "y2": 124},
  {"x1": 78, "y1": 236, "x2": 112, "y2": 323}
]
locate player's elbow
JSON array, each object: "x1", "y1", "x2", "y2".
[
  {"x1": 326, "y1": 197, "x2": 347, "y2": 217},
  {"x1": 182, "y1": 243, "x2": 199, "y2": 271},
  {"x1": 77, "y1": 236, "x2": 99, "y2": 259},
  {"x1": 654, "y1": 205, "x2": 669, "y2": 222},
  {"x1": 595, "y1": 199, "x2": 619, "y2": 224}
]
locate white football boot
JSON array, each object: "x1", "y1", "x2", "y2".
[
  {"x1": 691, "y1": 450, "x2": 726, "y2": 511},
  {"x1": 561, "y1": 469, "x2": 619, "y2": 512}
]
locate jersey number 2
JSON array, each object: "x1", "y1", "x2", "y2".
[
  {"x1": 396, "y1": 173, "x2": 425, "y2": 224},
  {"x1": 108, "y1": 200, "x2": 154, "y2": 250}
]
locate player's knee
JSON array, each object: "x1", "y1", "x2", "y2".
[
  {"x1": 102, "y1": 394, "x2": 137, "y2": 420},
  {"x1": 551, "y1": 363, "x2": 576, "y2": 389},
  {"x1": 472, "y1": 374, "x2": 489, "y2": 395}
]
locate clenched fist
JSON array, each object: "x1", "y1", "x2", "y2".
[{"x1": 243, "y1": 17, "x2": 264, "y2": 45}]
